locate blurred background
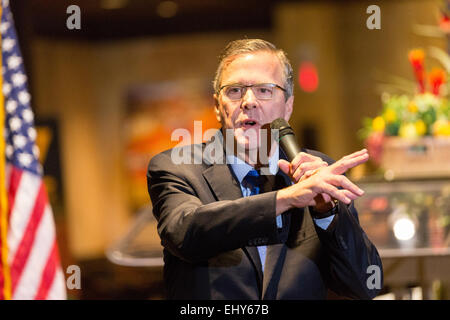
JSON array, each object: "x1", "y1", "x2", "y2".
[{"x1": 9, "y1": 0, "x2": 450, "y2": 299}]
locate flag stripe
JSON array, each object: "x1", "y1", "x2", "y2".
[
  {"x1": 47, "y1": 266, "x2": 66, "y2": 300},
  {"x1": 10, "y1": 182, "x2": 46, "y2": 293},
  {"x1": 13, "y1": 205, "x2": 54, "y2": 299},
  {"x1": 7, "y1": 165, "x2": 22, "y2": 221},
  {"x1": 34, "y1": 240, "x2": 57, "y2": 299},
  {"x1": 7, "y1": 171, "x2": 40, "y2": 261}
]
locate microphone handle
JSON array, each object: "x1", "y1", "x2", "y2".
[{"x1": 279, "y1": 134, "x2": 302, "y2": 162}]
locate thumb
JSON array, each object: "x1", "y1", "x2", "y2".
[{"x1": 278, "y1": 159, "x2": 291, "y2": 175}]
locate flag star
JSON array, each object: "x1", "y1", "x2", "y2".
[
  {"x1": 5, "y1": 144, "x2": 13, "y2": 158},
  {"x1": 12, "y1": 72, "x2": 26, "y2": 87},
  {"x1": 1, "y1": 38, "x2": 14, "y2": 52},
  {"x1": 0, "y1": 21, "x2": 10, "y2": 33},
  {"x1": 32, "y1": 145, "x2": 40, "y2": 158},
  {"x1": 18, "y1": 152, "x2": 33, "y2": 167},
  {"x1": 37, "y1": 163, "x2": 43, "y2": 175},
  {"x1": 7, "y1": 55, "x2": 22, "y2": 70},
  {"x1": 13, "y1": 134, "x2": 27, "y2": 148},
  {"x1": 9, "y1": 116, "x2": 22, "y2": 131},
  {"x1": 22, "y1": 108, "x2": 33, "y2": 122},
  {"x1": 28, "y1": 127, "x2": 36, "y2": 140},
  {"x1": 3, "y1": 82, "x2": 11, "y2": 95},
  {"x1": 18, "y1": 91, "x2": 30, "y2": 105},
  {"x1": 6, "y1": 99, "x2": 17, "y2": 112}
]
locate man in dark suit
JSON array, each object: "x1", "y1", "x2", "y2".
[{"x1": 147, "y1": 39, "x2": 383, "y2": 299}]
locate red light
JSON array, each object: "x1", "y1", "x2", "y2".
[{"x1": 298, "y1": 62, "x2": 319, "y2": 92}]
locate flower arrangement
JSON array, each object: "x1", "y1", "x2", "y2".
[{"x1": 360, "y1": 49, "x2": 450, "y2": 165}]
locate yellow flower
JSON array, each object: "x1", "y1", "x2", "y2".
[
  {"x1": 408, "y1": 102, "x2": 418, "y2": 113},
  {"x1": 399, "y1": 123, "x2": 418, "y2": 138},
  {"x1": 433, "y1": 120, "x2": 450, "y2": 136},
  {"x1": 372, "y1": 116, "x2": 385, "y2": 132},
  {"x1": 383, "y1": 108, "x2": 397, "y2": 123},
  {"x1": 415, "y1": 120, "x2": 426, "y2": 136}
]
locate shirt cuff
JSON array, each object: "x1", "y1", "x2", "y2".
[{"x1": 276, "y1": 215, "x2": 283, "y2": 228}]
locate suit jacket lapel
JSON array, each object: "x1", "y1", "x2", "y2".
[{"x1": 202, "y1": 163, "x2": 243, "y2": 201}]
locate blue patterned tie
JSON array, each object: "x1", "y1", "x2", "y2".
[{"x1": 243, "y1": 169, "x2": 267, "y2": 272}]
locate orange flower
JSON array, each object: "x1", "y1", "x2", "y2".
[
  {"x1": 408, "y1": 49, "x2": 426, "y2": 93},
  {"x1": 428, "y1": 67, "x2": 446, "y2": 96}
]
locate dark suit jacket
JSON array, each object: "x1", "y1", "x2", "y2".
[{"x1": 147, "y1": 130, "x2": 383, "y2": 300}]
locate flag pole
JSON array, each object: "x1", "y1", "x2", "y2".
[{"x1": 0, "y1": 4, "x2": 12, "y2": 300}]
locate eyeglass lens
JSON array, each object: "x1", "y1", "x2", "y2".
[{"x1": 224, "y1": 84, "x2": 275, "y2": 100}]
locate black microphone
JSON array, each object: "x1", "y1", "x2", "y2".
[{"x1": 270, "y1": 118, "x2": 301, "y2": 161}]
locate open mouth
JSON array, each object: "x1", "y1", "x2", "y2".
[{"x1": 242, "y1": 119, "x2": 259, "y2": 128}]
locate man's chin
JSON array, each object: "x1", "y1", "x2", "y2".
[
  {"x1": 222, "y1": 127, "x2": 262, "y2": 153},
  {"x1": 235, "y1": 136, "x2": 260, "y2": 150}
]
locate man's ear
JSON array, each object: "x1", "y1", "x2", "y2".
[
  {"x1": 213, "y1": 93, "x2": 222, "y2": 123},
  {"x1": 284, "y1": 95, "x2": 294, "y2": 121}
]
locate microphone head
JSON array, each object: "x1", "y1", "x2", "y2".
[
  {"x1": 270, "y1": 118, "x2": 295, "y2": 140},
  {"x1": 270, "y1": 118, "x2": 289, "y2": 130}
]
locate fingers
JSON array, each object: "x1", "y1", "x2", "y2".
[
  {"x1": 330, "y1": 150, "x2": 369, "y2": 175},
  {"x1": 278, "y1": 159, "x2": 291, "y2": 176},
  {"x1": 322, "y1": 185, "x2": 352, "y2": 204},
  {"x1": 282, "y1": 150, "x2": 367, "y2": 209},
  {"x1": 309, "y1": 190, "x2": 357, "y2": 208},
  {"x1": 279, "y1": 153, "x2": 328, "y2": 182},
  {"x1": 293, "y1": 161, "x2": 327, "y2": 182},
  {"x1": 291, "y1": 152, "x2": 318, "y2": 170},
  {"x1": 309, "y1": 175, "x2": 364, "y2": 205},
  {"x1": 290, "y1": 152, "x2": 324, "y2": 173},
  {"x1": 320, "y1": 193, "x2": 332, "y2": 203},
  {"x1": 329, "y1": 175, "x2": 364, "y2": 197},
  {"x1": 310, "y1": 181, "x2": 351, "y2": 204},
  {"x1": 289, "y1": 149, "x2": 369, "y2": 181},
  {"x1": 340, "y1": 148, "x2": 368, "y2": 161},
  {"x1": 341, "y1": 189, "x2": 360, "y2": 201}
]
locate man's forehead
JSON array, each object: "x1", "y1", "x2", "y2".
[
  {"x1": 221, "y1": 51, "x2": 283, "y2": 83},
  {"x1": 224, "y1": 51, "x2": 280, "y2": 69}
]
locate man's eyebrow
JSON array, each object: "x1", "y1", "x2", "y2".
[{"x1": 220, "y1": 82, "x2": 245, "y2": 89}]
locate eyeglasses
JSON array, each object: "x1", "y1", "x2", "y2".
[{"x1": 219, "y1": 83, "x2": 286, "y2": 101}]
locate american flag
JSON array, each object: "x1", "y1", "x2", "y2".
[{"x1": 0, "y1": 0, "x2": 66, "y2": 299}]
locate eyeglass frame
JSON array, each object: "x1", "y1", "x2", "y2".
[{"x1": 217, "y1": 83, "x2": 287, "y2": 101}]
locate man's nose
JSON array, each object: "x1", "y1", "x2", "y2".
[{"x1": 241, "y1": 88, "x2": 258, "y2": 110}]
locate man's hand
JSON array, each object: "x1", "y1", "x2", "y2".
[
  {"x1": 276, "y1": 149, "x2": 369, "y2": 215},
  {"x1": 278, "y1": 152, "x2": 331, "y2": 209},
  {"x1": 278, "y1": 152, "x2": 328, "y2": 183}
]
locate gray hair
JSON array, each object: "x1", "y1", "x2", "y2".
[{"x1": 213, "y1": 39, "x2": 294, "y2": 100}]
